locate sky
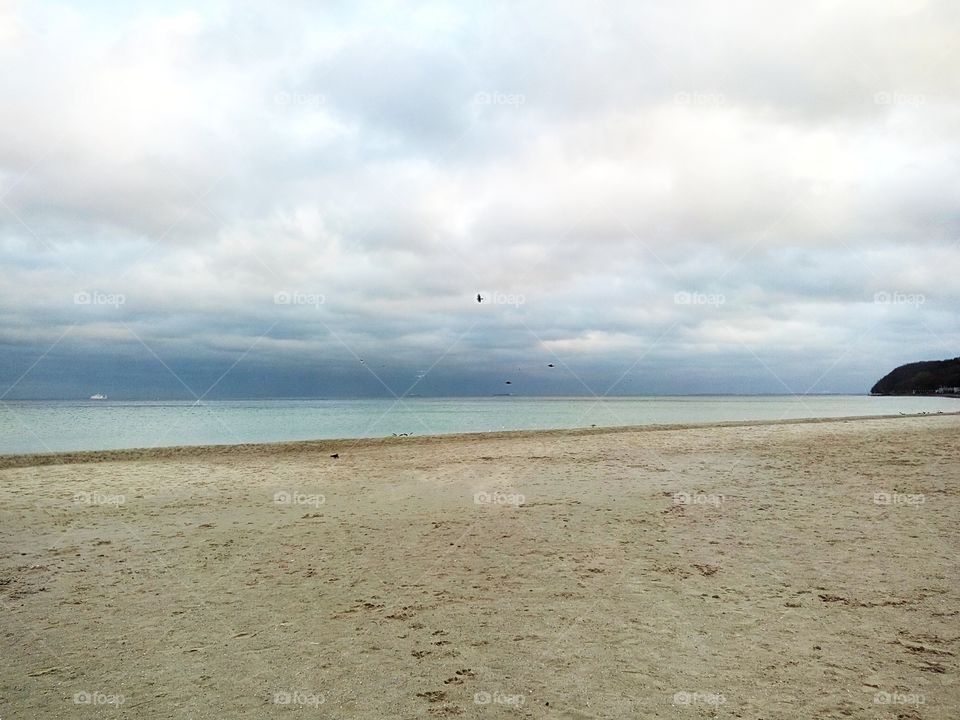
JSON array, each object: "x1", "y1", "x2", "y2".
[{"x1": 0, "y1": 0, "x2": 958, "y2": 399}]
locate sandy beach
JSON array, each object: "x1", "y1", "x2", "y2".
[{"x1": 1, "y1": 414, "x2": 958, "y2": 719}]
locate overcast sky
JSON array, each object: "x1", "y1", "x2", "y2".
[{"x1": 1, "y1": 0, "x2": 958, "y2": 399}]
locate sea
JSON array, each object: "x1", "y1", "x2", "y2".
[{"x1": 0, "y1": 395, "x2": 955, "y2": 455}]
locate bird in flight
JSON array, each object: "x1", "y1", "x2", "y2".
[{"x1": 476, "y1": 293, "x2": 483, "y2": 303}]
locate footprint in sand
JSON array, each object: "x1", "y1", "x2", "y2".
[{"x1": 417, "y1": 690, "x2": 447, "y2": 702}]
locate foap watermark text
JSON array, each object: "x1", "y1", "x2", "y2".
[
  {"x1": 274, "y1": 290, "x2": 325, "y2": 307},
  {"x1": 274, "y1": 491, "x2": 325, "y2": 508},
  {"x1": 673, "y1": 492, "x2": 724, "y2": 506},
  {"x1": 674, "y1": 291, "x2": 725, "y2": 307},
  {"x1": 74, "y1": 491, "x2": 125, "y2": 507},
  {"x1": 74, "y1": 291, "x2": 125, "y2": 307},
  {"x1": 673, "y1": 691, "x2": 726, "y2": 707},
  {"x1": 74, "y1": 690, "x2": 125, "y2": 706},
  {"x1": 874, "y1": 492, "x2": 924, "y2": 507},
  {"x1": 474, "y1": 491, "x2": 525, "y2": 507},
  {"x1": 274, "y1": 690, "x2": 325, "y2": 707},
  {"x1": 474, "y1": 690, "x2": 525, "y2": 706}
]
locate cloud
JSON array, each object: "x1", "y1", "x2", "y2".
[{"x1": 0, "y1": 0, "x2": 958, "y2": 398}]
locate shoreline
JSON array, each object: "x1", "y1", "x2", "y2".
[{"x1": 2, "y1": 410, "x2": 957, "y2": 470}]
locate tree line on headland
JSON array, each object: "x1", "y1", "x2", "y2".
[{"x1": 871, "y1": 356, "x2": 960, "y2": 396}]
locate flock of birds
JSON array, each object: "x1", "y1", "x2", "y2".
[
  {"x1": 355, "y1": 294, "x2": 559, "y2": 388},
  {"x1": 326, "y1": 293, "x2": 564, "y2": 458},
  {"x1": 478, "y1": 292, "x2": 555, "y2": 385}
]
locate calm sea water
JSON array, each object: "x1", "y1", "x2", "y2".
[{"x1": 0, "y1": 396, "x2": 955, "y2": 455}]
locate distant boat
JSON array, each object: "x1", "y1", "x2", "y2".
[{"x1": 89, "y1": 393, "x2": 108, "y2": 400}]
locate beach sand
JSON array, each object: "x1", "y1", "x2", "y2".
[{"x1": 1, "y1": 414, "x2": 958, "y2": 718}]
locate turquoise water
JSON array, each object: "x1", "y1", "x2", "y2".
[{"x1": 0, "y1": 396, "x2": 955, "y2": 455}]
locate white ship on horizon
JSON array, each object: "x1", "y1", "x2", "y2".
[{"x1": 89, "y1": 393, "x2": 108, "y2": 400}]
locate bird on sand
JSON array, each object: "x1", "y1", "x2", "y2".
[{"x1": 330, "y1": 453, "x2": 339, "y2": 459}]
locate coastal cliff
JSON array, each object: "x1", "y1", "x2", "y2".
[{"x1": 871, "y1": 356, "x2": 960, "y2": 395}]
